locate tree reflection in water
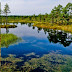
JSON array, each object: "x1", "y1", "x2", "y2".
[
  {"x1": 1, "y1": 22, "x2": 72, "y2": 72},
  {"x1": 1, "y1": 27, "x2": 22, "y2": 48},
  {"x1": 40, "y1": 28, "x2": 72, "y2": 47},
  {"x1": 22, "y1": 22, "x2": 72, "y2": 47}
]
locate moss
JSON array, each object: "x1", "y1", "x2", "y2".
[
  {"x1": 1, "y1": 34, "x2": 22, "y2": 48},
  {"x1": 1, "y1": 54, "x2": 23, "y2": 72},
  {"x1": 1, "y1": 25, "x2": 17, "y2": 28},
  {"x1": 23, "y1": 53, "x2": 72, "y2": 72},
  {"x1": 33, "y1": 23, "x2": 72, "y2": 33},
  {"x1": 1, "y1": 18, "x2": 72, "y2": 33},
  {"x1": 1, "y1": 53, "x2": 72, "y2": 72}
]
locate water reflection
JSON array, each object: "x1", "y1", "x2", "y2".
[
  {"x1": 1, "y1": 24, "x2": 22, "y2": 48},
  {"x1": 6, "y1": 28, "x2": 9, "y2": 34},
  {"x1": 25, "y1": 22, "x2": 72, "y2": 47},
  {"x1": 46, "y1": 29, "x2": 72, "y2": 47},
  {"x1": 1, "y1": 22, "x2": 72, "y2": 72}
]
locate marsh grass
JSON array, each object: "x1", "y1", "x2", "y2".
[
  {"x1": 33, "y1": 22, "x2": 72, "y2": 33},
  {"x1": 2, "y1": 19, "x2": 72, "y2": 33},
  {"x1": 1, "y1": 53, "x2": 72, "y2": 72},
  {"x1": 1, "y1": 25, "x2": 17, "y2": 28},
  {"x1": 23, "y1": 53, "x2": 72, "y2": 72},
  {"x1": 1, "y1": 34, "x2": 22, "y2": 48},
  {"x1": 1, "y1": 16, "x2": 72, "y2": 33}
]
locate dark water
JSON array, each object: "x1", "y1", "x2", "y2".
[{"x1": 1, "y1": 23, "x2": 72, "y2": 71}]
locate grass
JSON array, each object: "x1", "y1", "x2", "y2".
[
  {"x1": 33, "y1": 22, "x2": 72, "y2": 33},
  {"x1": 1, "y1": 25, "x2": 17, "y2": 28},
  {"x1": 1, "y1": 18, "x2": 72, "y2": 33},
  {"x1": 1, "y1": 34, "x2": 22, "y2": 48}
]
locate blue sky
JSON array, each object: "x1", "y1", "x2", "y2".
[{"x1": 1, "y1": 0, "x2": 72, "y2": 15}]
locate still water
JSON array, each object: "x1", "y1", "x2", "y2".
[{"x1": 1, "y1": 23, "x2": 72, "y2": 72}]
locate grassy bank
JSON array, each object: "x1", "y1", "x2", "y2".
[
  {"x1": 33, "y1": 22, "x2": 72, "y2": 33},
  {"x1": 1, "y1": 34, "x2": 21, "y2": 48},
  {"x1": 1, "y1": 19, "x2": 72, "y2": 33},
  {"x1": 1, "y1": 25, "x2": 17, "y2": 28},
  {"x1": 5, "y1": 19, "x2": 72, "y2": 33}
]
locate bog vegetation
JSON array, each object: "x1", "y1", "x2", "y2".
[
  {"x1": 1, "y1": 52, "x2": 72, "y2": 72},
  {"x1": 1, "y1": 34, "x2": 22, "y2": 48},
  {"x1": 0, "y1": 2, "x2": 72, "y2": 72},
  {"x1": 0, "y1": 3, "x2": 72, "y2": 32}
]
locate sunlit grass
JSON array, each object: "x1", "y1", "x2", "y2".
[
  {"x1": 1, "y1": 25, "x2": 17, "y2": 28},
  {"x1": 1, "y1": 17, "x2": 72, "y2": 33},
  {"x1": 1, "y1": 34, "x2": 22, "y2": 48},
  {"x1": 33, "y1": 23, "x2": 72, "y2": 33}
]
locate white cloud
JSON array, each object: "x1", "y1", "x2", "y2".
[{"x1": 1, "y1": 0, "x2": 72, "y2": 15}]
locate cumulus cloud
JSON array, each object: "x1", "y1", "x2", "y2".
[{"x1": 1, "y1": 0, "x2": 72, "y2": 15}]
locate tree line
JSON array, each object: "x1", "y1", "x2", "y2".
[{"x1": 0, "y1": 3, "x2": 72, "y2": 25}]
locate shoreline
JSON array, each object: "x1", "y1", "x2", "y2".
[
  {"x1": 0, "y1": 25, "x2": 17, "y2": 28},
  {"x1": 1, "y1": 20, "x2": 72, "y2": 33},
  {"x1": 33, "y1": 22, "x2": 72, "y2": 33}
]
